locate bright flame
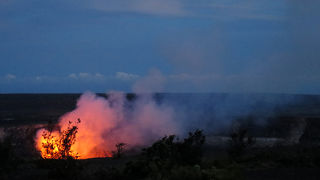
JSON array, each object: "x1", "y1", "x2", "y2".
[
  {"x1": 35, "y1": 119, "x2": 95, "y2": 159},
  {"x1": 35, "y1": 92, "x2": 179, "y2": 159},
  {"x1": 36, "y1": 130, "x2": 60, "y2": 159}
]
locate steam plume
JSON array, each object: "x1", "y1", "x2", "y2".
[{"x1": 36, "y1": 91, "x2": 179, "y2": 159}]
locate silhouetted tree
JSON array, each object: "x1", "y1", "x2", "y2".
[
  {"x1": 41, "y1": 119, "x2": 80, "y2": 159},
  {"x1": 112, "y1": 143, "x2": 126, "y2": 158}
]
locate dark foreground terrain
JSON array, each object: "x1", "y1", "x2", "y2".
[
  {"x1": 1, "y1": 126, "x2": 320, "y2": 180},
  {"x1": 1, "y1": 93, "x2": 320, "y2": 179}
]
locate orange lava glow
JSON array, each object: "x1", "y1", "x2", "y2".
[
  {"x1": 36, "y1": 129, "x2": 81, "y2": 159},
  {"x1": 35, "y1": 118, "x2": 113, "y2": 159},
  {"x1": 34, "y1": 93, "x2": 122, "y2": 159},
  {"x1": 34, "y1": 92, "x2": 179, "y2": 159}
]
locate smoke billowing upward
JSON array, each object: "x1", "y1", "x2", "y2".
[
  {"x1": 36, "y1": 91, "x2": 179, "y2": 159},
  {"x1": 34, "y1": 89, "x2": 306, "y2": 159}
]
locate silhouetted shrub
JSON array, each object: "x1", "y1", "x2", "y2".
[
  {"x1": 112, "y1": 143, "x2": 126, "y2": 159},
  {"x1": 143, "y1": 129, "x2": 205, "y2": 165},
  {"x1": 123, "y1": 130, "x2": 206, "y2": 179},
  {"x1": 228, "y1": 128, "x2": 255, "y2": 160},
  {"x1": 40, "y1": 119, "x2": 80, "y2": 159}
]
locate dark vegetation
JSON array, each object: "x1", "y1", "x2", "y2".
[
  {"x1": 41, "y1": 119, "x2": 80, "y2": 159},
  {"x1": 1, "y1": 94, "x2": 320, "y2": 179},
  {"x1": 1, "y1": 125, "x2": 320, "y2": 180},
  {"x1": 228, "y1": 127, "x2": 256, "y2": 160},
  {"x1": 121, "y1": 130, "x2": 207, "y2": 180},
  {"x1": 112, "y1": 143, "x2": 127, "y2": 159}
]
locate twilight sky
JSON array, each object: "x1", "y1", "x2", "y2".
[{"x1": 0, "y1": 0, "x2": 319, "y2": 94}]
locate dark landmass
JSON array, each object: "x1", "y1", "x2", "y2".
[
  {"x1": 1, "y1": 93, "x2": 320, "y2": 179},
  {"x1": 1, "y1": 93, "x2": 320, "y2": 126}
]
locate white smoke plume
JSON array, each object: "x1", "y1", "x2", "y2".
[{"x1": 35, "y1": 91, "x2": 180, "y2": 159}]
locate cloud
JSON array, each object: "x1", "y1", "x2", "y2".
[
  {"x1": 95, "y1": 73, "x2": 104, "y2": 78},
  {"x1": 35, "y1": 76, "x2": 42, "y2": 81},
  {"x1": 35, "y1": 76, "x2": 50, "y2": 82},
  {"x1": 5, "y1": 74, "x2": 16, "y2": 80},
  {"x1": 68, "y1": 73, "x2": 78, "y2": 79},
  {"x1": 78, "y1": 72, "x2": 90, "y2": 78},
  {"x1": 68, "y1": 72, "x2": 106, "y2": 80},
  {"x1": 90, "y1": 0, "x2": 188, "y2": 17},
  {"x1": 115, "y1": 72, "x2": 139, "y2": 81},
  {"x1": 34, "y1": 75, "x2": 58, "y2": 82}
]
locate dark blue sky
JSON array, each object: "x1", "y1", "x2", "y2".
[{"x1": 0, "y1": 0, "x2": 319, "y2": 94}]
